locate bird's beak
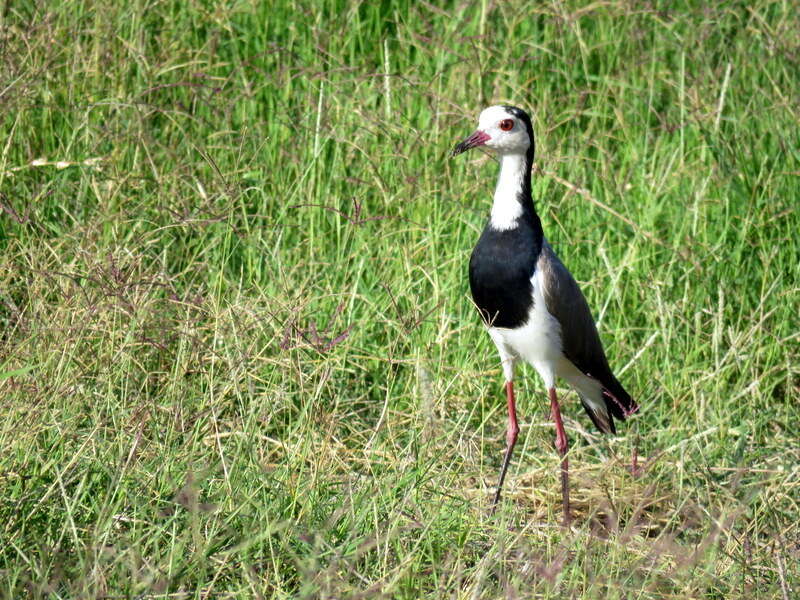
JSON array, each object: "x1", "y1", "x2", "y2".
[{"x1": 451, "y1": 130, "x2": 490, "y2": 157}]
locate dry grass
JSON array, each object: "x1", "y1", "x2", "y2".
[{"x1": 1, "y1": 0, "x2": 799, "y2": 598}]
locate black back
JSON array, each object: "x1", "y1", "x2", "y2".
[{"x1": 469, "y1": 217, "x2": 543, "y2": 328}]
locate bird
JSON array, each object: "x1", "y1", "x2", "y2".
[{"x1": 451, "y1": 105, "x2": 638, "y2": 524}]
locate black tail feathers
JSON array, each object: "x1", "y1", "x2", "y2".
[{"x1": 601, "y1": 376, "x2": 639, "y2": 426}]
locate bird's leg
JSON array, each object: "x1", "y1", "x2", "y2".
[
  {"x1": 491, "y1": 381, "x2": 519, "y2": 511},
  {"x1": 548, "y1": 387, "x2": 571, "y2": 526}
]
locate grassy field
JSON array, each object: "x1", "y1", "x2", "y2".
[{"x1": 1, "y1": 0, "x2": 799, "y2": 597}]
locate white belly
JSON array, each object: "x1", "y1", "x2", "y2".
[
  {"x1": 488, "y1": 269, "x2": 564, "y2": 387},
  {"x1": 487, "y1": 267, "x2": 606, "y2": 413}
]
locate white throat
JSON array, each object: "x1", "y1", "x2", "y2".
[{"x1": 490, "y1": 153, "x2": 527, "y2": 231}]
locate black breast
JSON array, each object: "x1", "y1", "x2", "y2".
[{"x1": 468, "y1": 219, "x2": 543, "y2": 329}]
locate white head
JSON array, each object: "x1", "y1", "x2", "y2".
[{"x1": 451, "y1": 105, "x2": 534, "y2": 158}]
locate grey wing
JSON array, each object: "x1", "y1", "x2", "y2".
[
  {"x1": 537, "y1": 242, "x2": 612, "y2": 380},
  {"x1": 537, "y1": 242, "x2": 638, "y2": 429}
]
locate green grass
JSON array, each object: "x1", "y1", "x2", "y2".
[{"x1": 1, "y1": 0, "x2": 798, "y2": 597}]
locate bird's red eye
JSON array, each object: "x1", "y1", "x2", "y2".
[{"x1": 499, "y1": 119, "x2": 514, "y2": 131}]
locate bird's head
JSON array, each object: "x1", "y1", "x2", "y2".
[{"x1": 451, "y1": 105, "x2": 534, "y2": 158}]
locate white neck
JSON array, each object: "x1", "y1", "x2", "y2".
[{"x1": 490, "y1": 153, "x2": 526, "y2": 231}]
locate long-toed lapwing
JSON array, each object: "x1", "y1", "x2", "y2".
[{"x1": 451, "y1": 105, "x2": 638, "y2": 524}]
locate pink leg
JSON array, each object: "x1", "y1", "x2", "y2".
[
  {"x1": 549, "y1": 387, "x2": 571, "y2": 526},
  {"x1": 491, "y1": 381, "x2": 519, "y2": 511}
]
